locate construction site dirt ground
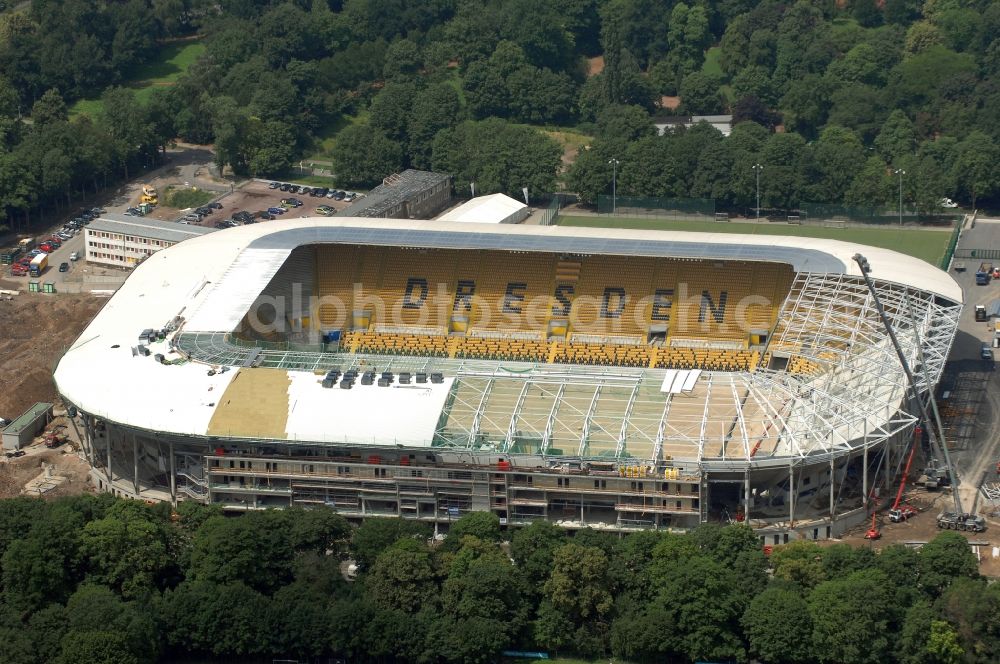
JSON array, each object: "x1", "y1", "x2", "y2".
[
  {"x1": 0, "y1": 293, "x2": 104, "y2": 499},
  {"x1": 834, "y1": 486, "x2": 1000, "y2": 576}
]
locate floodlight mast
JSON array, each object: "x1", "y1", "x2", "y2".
[{"x1": 852, "y1": 253, "x2": 965, "y2": 516}]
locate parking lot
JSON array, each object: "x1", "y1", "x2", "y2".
[
  {"x1": 1, "y1": 168, "x2": 365, "y2": 290},
  {"x1": 174, "y1": 179, "x2": 362, "y2": 229}
]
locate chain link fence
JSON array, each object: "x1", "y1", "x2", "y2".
[{"x1": 596, "y1": 195, "x2": 715, "y2": 219}]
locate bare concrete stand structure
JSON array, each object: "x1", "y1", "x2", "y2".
[{"x1": 56, "y1": 219, "x2": 961, "y2": 542}]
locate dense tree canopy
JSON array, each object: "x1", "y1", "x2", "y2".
[
  {"x1": 0, "y1": 494, "x2": 996, "y2": 664},
  {"x1": 4, "y1": 0, "x2": 1000, "y2": 234}
]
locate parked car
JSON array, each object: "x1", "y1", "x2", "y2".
[
  {"x1": 58, "y1": 262, "x2": 69, "y2": 272},
  {"x1": 69, "y1": 252, "x2": 79, "y2": 261},
  {"x1": 333, "y1": 190, "x2": 346, "y2": 201},
  {"x1": 269, "y1": 181, "x2": 281, "y2": 189},
  {"x1": 279, "y1": 183, "x2": 291, "y2": 192},
  {"x1": 208, "y1": 201, "x2": 223, "y2": 210},
  {"x1": 267, "y1": 206, "x2": 286, "y2": 215}
]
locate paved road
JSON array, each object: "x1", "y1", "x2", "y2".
[{"x1": 944, "y1": 217, "x2": 1000, "y2": 515}]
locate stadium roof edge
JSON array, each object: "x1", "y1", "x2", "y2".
[
  {"x1": 234, "y1": 217, "x2": 962, "y2": 304},
  {"x1": 52, "y1": 217, "x2": 959, "y2": 462}
]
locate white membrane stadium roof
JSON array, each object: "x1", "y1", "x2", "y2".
[{"x1": 54, "y1": 218, "x2": 961, "y2": 458}]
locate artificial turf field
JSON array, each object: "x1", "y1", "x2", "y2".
[{"x1": 557, "y1": 215, "x2": 953, "y2": 266}]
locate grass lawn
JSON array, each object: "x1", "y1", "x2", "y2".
[
  {"x1": 558, "y1": 216, "x2": 952, "y2": 265},
  {"x1": 69, "y1": 39, "x2": 205, "y2": 117},
  {"x1": 302, "y1": 110, "x2": 370, "y2": 162},
  {"x1": 702, "y1": 46, "x2": 724, "y2": 78},
  {"x1": 162, "y1": 186, "x2": 214, "y2": 209}
]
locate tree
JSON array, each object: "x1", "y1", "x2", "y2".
[
  {"x1": 370, "y1": 81, "x2": 417, "y2": 143},
  {"x1": 886, "y1": 0, "x2": 921, "y2": 25},
  {"x1": 432, "y1": 118, "x2": 561, "y2": 196},
  {"x1": 64, "y1": 584, "x2": 158, "y2": 663},
  {"x1": 780, "y1": 75, "x2": 832, "y2": 138},
  {"x1": 680, "y1": 72, "x2": 723, "y2": 114},
  {"x1": 286, "y1": 508, "x2": 349, "y2": 555},
  {"x1": 853, "y1": 0, "x2": 883, "y2": 28},
  {"x1": 382, "y1": 38, "x2": 421, "y2": 81},
  {"x1": 100, "y1": 87, "x2": 156, "y2": 179},
  {"x1": 761, "y1": 131, "x2": 807, "y2": 208},
  {"x1": 918, "y1": 532, "x2": 980, "y2": 597},
  {"x1": 770, "y1": 540, "x2": 827, "y2": 589},
  {"x1": 732, "y1": 66, "x2": 777, "y2": 105},
  {"x1": 79, "y1": 499, "x2": 171, "y2": 598},
  {"x1": 952, "y1": 131, "x2": 1000, "y2": 207},
  {"x1": 808, "y1": 569, "x2": 893, "y2": 664},
  {"x1": 595, "y1": 104, "x2": 654, "y2": 143},
  {"x1": 366, "y1": 538, "x2": 437, "y2": 613},
  {"x1": 160, "y1": 580, "x2": 274, "y2": 657},
  {"x1": 732, "y1": 95, "x2": 781, "y2": 130},
  {"x1": 188, "y1": 511, "x2": 296, "y2": 595},
  {"x1": 444, "y1": 512, "x2": 502, "y2": 548},
  {"x1": 332, "y1": 123, "x2": 404, "y2": 187},
  {"x1": 58, "y1": 631, "x2": 139, "y2": 664},
  {"x1": 536, "y1": 543, "x2": 613, "y2": 655},
  {"x1": 350, "y1": 517, "x2": 431, "y2": 572},
  {"x1": 31, "y1": 89, "x2": 67, "y2": 126},
  {"x1": 408, "y1": 83, "x2": 462, "y2": 169},
  {"x1": 935, "y1": 577, "x2": 1000, "y2": 661},
  {"x1": 874, "y1": 109, "x2": 918, "y2": 164},
  {"x1": 905, "y1": 21, "x2": 944, "y2": 56},
  {"x1": 808, "y1": 125, "x2": 867, "y2": 203},
  {"x1": 511, "y1": 520, "x2": 568, "y2": 588},
  {"x1": 2, "y1": 501, "x2": 89, "y2": 613},
  {"x1": 846, "y1": 155, "x2": 894, "y2": 208},
  {"x1": 743, "y1": 584, "x2": 815, "y2": 664},
  {"x1": 432, "y1": 542, "x2": 530, "y2": 663},
  {"x1": 648, "y1": 553, "x2": 747, "y2": 662}
]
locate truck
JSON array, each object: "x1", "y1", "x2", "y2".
[
  {"x1": 17, "y1": 237, "x2": 35, "y2": 253},
  {"x1": 0, "y1": 247, "x2": 20, "y2": 265},
  {"x1": 976, "y1": 262, "x2": 994, "y2": 285},
  {"x1": 976, "y1": 304, "x2": 988, "y2": 322},
  {"x1": 140, "y1": 184, "x2": 158, "y2": 205},
  {"x1": 937, "y1": 512, "x2": 986, "y2": 532},
  {"x1": 29, "y1": 253, "x2": 47, "y2": 277}
]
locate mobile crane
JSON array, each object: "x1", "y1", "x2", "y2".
[
  {"x1": 853, "y1": 254, "x2": 985, "y2": 537},
  {"x1": 864, "y1": 424, "x2": 920, "y2": 540}
]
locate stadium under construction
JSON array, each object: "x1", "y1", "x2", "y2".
[{"x1": 53, "y1": 219, "x2": 962, "y2": 543}]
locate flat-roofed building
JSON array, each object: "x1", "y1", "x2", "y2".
[
  {"x1": 85, "y1": 214, "x2": 213, "y2": 268},
  {"x1": 338, "y1": 170, "x2": 452, "y2": 219}
]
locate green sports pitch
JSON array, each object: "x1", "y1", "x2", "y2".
[{"x1": 557, "y1": 216, "x2": 953, "y2": 266}]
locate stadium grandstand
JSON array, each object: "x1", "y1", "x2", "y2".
[{"x1": 53, "y1": 219, "x2": 961, "y2": 543}]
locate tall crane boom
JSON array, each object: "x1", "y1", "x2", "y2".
[{"x1": 852, "y1": 254, "x2": 964, "y2": 516}]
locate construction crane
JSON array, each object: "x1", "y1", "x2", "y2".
[
  {"x1": 852, "y1": 254, "x2": 984, "y2": 533},
  {"x1": 887, "y1": 432, "x2": 919, "y2": 523},
  {"x1": 865, "y1": 423, "x2": 920, "y2": 540}
]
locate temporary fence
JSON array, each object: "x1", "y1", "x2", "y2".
[
  {"x1": 940, "y1": 218, "x2": 963, "y2": 270},
  {"x1": 538, "y1": 194, "x2": 564, "y2": 226}
]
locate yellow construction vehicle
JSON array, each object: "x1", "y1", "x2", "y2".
[{"x1": 140, "y1": 184, "x2": 158, "y2": 205}]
